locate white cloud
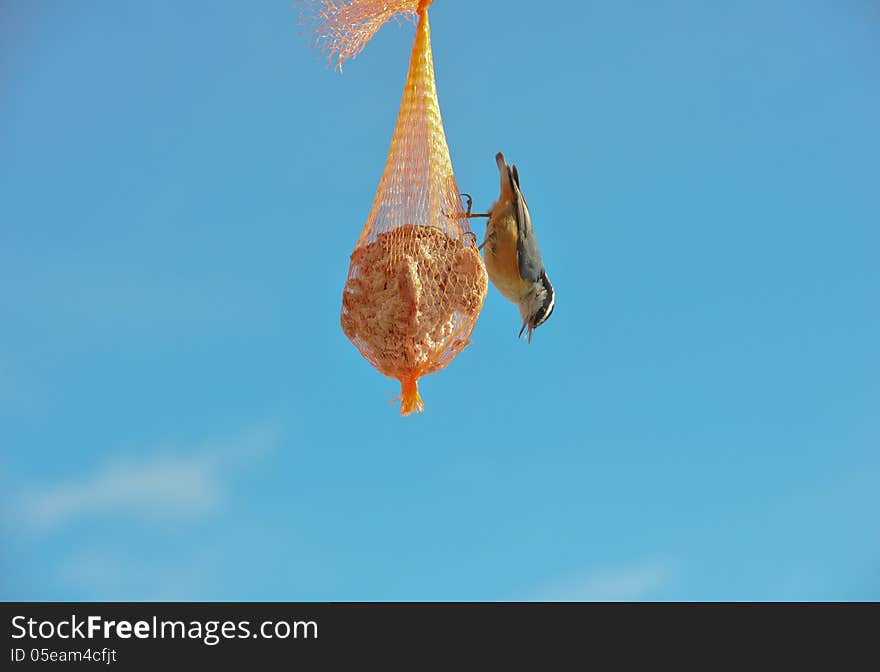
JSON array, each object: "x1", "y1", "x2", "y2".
[
  {"x1": 20, "y1": 424, "x2": 280, "y2": 531},
  {"x1": 534, "y1": 560, "x2": 671, "y2": 601},
  {"x1": 55, "y1": 545, "x2": 223, "y2": 601}
]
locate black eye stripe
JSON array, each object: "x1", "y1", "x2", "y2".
[
  {"x1": 534, "y1": 301, "x2": 554, "y2": 327},
  {"x1": 532, "y1": 279, "x2": 555, "y2": 327}
]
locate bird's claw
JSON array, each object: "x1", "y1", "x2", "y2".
[{"x1": 461, "y1": 192, "x2": 474, "y2": 217}]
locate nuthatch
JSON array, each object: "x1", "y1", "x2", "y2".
[{"x1": 465, "y1": 152, "x2": 555, "y2": 342}]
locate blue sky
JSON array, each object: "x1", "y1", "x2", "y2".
[{"x1": 2, "y1": 0, "x2": 878, "y2": 600}]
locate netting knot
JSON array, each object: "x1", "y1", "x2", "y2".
[{"x1": 398, "y1": 376, "x2": 425, "y2": 416}]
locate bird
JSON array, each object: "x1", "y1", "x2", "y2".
[{"x1": 464, "y1": 152, "x2": 555, "y2": 342}]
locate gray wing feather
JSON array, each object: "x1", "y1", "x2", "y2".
[{"x1": 510, "y1": 165, "x2": 545, "y2": 283}]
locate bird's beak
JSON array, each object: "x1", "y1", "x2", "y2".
[
  {"x1": 496, "y1": 152, "x2": 508, "y2": 192},
  {"x1": 518, "y1": 318, "x2": 535, "y2": 343}
]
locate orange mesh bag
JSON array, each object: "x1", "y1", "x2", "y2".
[{"x1": 298, "y1": 0, "x2": 488, "y2": 415}]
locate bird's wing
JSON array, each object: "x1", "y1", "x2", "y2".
[{"x1": 510, "y1": 164, "x2": 545, "y2": 283}]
